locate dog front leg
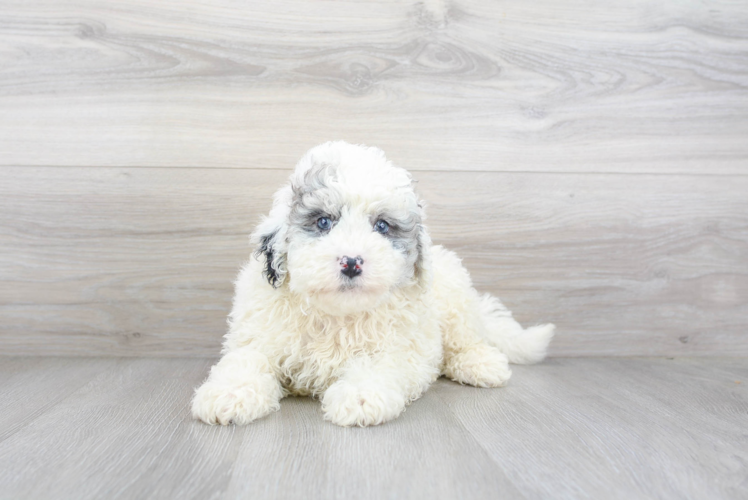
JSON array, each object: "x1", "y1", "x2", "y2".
[
  {"x1": 321, "y1": 352, "x2": 438, "y2": 427},
  {"x1": 191, "y1": 346, "x2": 283, "y2": 425}
]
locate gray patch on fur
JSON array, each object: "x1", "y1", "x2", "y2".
[
  {"x1": 370, "y1": 210, "x2": 421, "y2": 273},
  {"x1": 289, "y1": 163, "x2": 342, "y2": 236}
]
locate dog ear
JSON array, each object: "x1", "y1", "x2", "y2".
[
  {"x1": 254, "y1": 227, "x2": 286, "y2": 288},
  {"x1": 251, "y1": 187, "x2": 291, "y2": 288}
]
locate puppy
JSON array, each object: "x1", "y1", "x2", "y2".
[{"x1": 192, "y1": 141, "x2": 555, "y2": 427}]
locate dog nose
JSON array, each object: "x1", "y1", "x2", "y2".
[{"x1": 340, "y1": 255, "x2": 363, "y2": 279}]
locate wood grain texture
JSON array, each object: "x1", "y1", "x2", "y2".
[
  {"x1": 1, "y1": 0, "x2": 747, "y2": 173},
  {"x1": 222, "y1": 391, "x2": 521, "y2": 499},
  {"x1": 0, "y1": 357, "x2": 112, "y2": 441},
  {"x1": 433, "y1": 357, "x2": 748, "y2": 500},
  {"x1": 1, "y1": 166, "x2": 746, "y2": 357},
  {"x1": 0, "y1": 358, "x2": 223, "y2": 499},
  {"x1": 0, "y1": 357, "x2": 746, "y2": 499}
]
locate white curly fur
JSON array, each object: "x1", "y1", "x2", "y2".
[{"x1": 192, "y1": 141, "x2": 555, "y2": 427}]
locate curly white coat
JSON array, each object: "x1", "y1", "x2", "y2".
[{"x1": 192, "y1": 141, "x2": 555, "y2": 427}]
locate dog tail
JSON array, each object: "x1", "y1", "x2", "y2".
[{"x1": 476, "y1": 293, "x2": 555, "y2": 364}]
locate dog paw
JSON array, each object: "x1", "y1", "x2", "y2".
[
  {"x1": 321, "y1": 380, "x2": 406, "y2": 427},
  {"x1": 443, "y1": 345, "x2": 512, "y2": 388},
  {"x1": 191, "y1": 377, "x2": 280, "y2": 425}
]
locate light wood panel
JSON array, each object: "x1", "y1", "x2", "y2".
[
  {"x1": 0, "y1": 357, "x2": 521, "y2": 500},
  {"x1": 1, "y1": 167, "x2": 746, "y2": 357},
  {"x1": 0, "y1": 358, "x2": 220, "y2": 499},
  {"x1": 0, "y1": 357, "x2": 112, "y2": 441},
  {"x1": 0, "y1": 357, "x2": 746, "y2": 499},
  {"x1": 1, "y1": 0, "x2": 747, "y2": 173},
  {"x1": 433, "y1": 357, "x2": 748, "y2": 500},
  {"x1": 223, "y1": 385, "x2": 520, "y2": 499}
]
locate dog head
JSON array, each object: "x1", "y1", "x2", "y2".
[{"x1": 251, "y1": 141, "x2": 431, "y2": 316}]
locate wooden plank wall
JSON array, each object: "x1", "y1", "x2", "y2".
[{"x1": 1, "y1": 0, "x2": 747, "y2": 357}]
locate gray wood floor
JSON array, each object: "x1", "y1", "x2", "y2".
[{"x1": 0, "y1": 357, "x2": 746, "y2": 500}]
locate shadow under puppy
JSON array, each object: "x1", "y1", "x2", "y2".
[{"x1": 192, "y1": 141, "x2": 555, "y2": 427}]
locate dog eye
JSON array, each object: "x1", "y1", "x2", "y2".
[
  {"x1": 316, "y1": 217, "x2": 332, "y2": 231},
  {"x1": 374, "y1": 220, "x2": 389, "y2": 234}
]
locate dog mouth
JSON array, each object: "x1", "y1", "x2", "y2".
[
  {"x1": 337, "y1": 278, "x2": 367, "y2": 293},
  {"x1": 333, "y1": 273, "x2": 392, "y2": 296}
]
